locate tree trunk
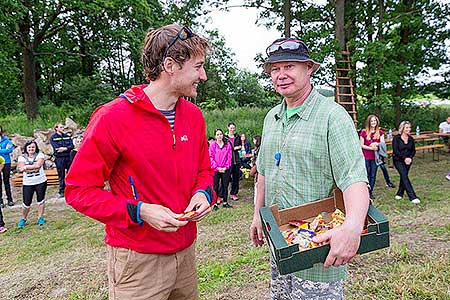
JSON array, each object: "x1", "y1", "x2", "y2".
[
  {"x1": 394, "y1": 83, "x2": 402, "y2": 126},
  {"x1": 22, "y1": 46, "x2": 38, "y2": 119},
  {"x1": 375, "y1": 0, "x2": 384, "y2": 102},
  {"x1": 365, "y1": 0, "x2": 375, "y2": 103},
  {"x1": 283, "y1": 0, "x2": 291, "y2": 37},
  {"x1": 335, "y1": 0, "x2": 346, "y2": 50},
  {"x1": 394, "y1": 0, "x2": 413, "y2": 126}
]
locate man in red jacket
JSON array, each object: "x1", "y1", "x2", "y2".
[{"x1": 65, "y1": 24, "x2": 214, "y2": 300}]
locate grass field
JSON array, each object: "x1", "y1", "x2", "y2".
[{"x1": 0, "y1": 152, "x2": 449, "y2": 300}]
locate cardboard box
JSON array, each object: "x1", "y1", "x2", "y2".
[{"x1": 259, "y1": 189, "x2": 389, "y2": 275}]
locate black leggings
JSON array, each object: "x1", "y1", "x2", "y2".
[
  {"x1": 393, "y1": 160, "x2": 417, "y2": 200},
  {"x1": 229, "y1": 164, "x2": 240, "y2": 195},
  {"x1": 22, "y1": 181, "x2": 47, "y2": 208},
  {"x1": 214, "y1": 170, "x2": 231, "y2": 203},
  {"x1": 0, "y1": 205, "x2": 4, "y2": 227},
  {"x1": 0, "y1": 163, "x2": 13, "y2": 202}
]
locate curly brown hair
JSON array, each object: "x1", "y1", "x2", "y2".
[{"x1": 141, "y1": 24, "x2": 211, "y2": 82}]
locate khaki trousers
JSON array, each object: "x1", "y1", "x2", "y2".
[{"x1": 107, "y1": 243, "x2": 198, "y2": 300}]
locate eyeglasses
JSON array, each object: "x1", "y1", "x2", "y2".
[
  {"x1": 266, "y1": 39, "x2": 308, "y2": 56},
  {"x1": 163, "y1": 26, "x2": 194, "y2": 61}
]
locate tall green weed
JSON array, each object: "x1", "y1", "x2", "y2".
[{"x1": 2, "y1": 100, "x2": 448, "y2": 138}]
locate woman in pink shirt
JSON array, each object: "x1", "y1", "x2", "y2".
[
  {"x1": 209, "y1": 129, "x2": 233, "y2": 209},
  {"x1": 360, "y1": 115, "x2": 384, "y2": 199}
]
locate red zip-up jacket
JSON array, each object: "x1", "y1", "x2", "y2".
[{"x1": 65, "y1": 84, "x2": 214, "y2": 254}]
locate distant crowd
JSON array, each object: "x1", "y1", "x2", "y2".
[
  {"x1": 207, "y1": 122, "x2": 260, "y2": 210},
  {"x1": 359, "y1": 114, "x2": 450, "y2": 204},
  {"x1": 0, "y1": 115, "x2": 449, "y2": 234},
  {"x1": 0, "y1": 123, "x2": 77, "y2": 233}
]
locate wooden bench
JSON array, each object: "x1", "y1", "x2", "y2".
[
  {"x1": 386, "y1": 144, "x2": 445, "y2": 163},
  {"x1": 12, "y1": 169, "x2": 60, "y2": 187}
]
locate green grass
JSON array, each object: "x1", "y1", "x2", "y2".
[
  {"x1": 203, "y1": 107, "x2": 269, "y2": 138},
  {"x1": 0, "y1": 153, "x2": 449, "y2": 299}
]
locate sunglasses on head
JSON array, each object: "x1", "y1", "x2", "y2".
[
  {"x1": 163, "y1": 26, "x2": 194, "y2": 61},
  {"x1": 266, "y1": 39, "x2": 308, "y2": 56}
]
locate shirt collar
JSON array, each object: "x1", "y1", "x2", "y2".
[{"x1": 274, "y1": 87, "x2": 319, "y2": 121}]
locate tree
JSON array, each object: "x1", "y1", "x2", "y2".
[
  {"x1": 1, "y1": 0, "x2": 76, "y2": 119},
  {"x1": 197, "y1": 30, "x2": 238, "y2": 109},
  {"x1": 355, "y1": 0, "x2": 450, "y2": 125}
]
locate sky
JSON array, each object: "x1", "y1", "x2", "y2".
[{"x1": 203, "y1": 6, "x2": 281, "y2": 73}]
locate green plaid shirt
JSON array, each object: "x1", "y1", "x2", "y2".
[{"x1": 257, "y1": 87, "x2": 367, "y2": 282}]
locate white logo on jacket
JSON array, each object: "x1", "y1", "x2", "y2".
[{"x1": 180, "y1": 135, "x2": 188, "y2": 142}]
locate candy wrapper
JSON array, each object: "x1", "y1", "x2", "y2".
[
  {"x1": 282, "y1": 209, "x2": 346, "y2": 251},
  {"x1": 177, "y1": 211, "x2": 199, "y2": 221}
]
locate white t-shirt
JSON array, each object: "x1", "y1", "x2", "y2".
[
  {"x1": 18, "y1": 152, "x2": 47, "y2": 186},
  {"x1": 439, "y1": 121, "x2": 450, "y2": 133}
]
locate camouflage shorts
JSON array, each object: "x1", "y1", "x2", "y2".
[{"x1": 270, "y1": 260, "x2": 343, "y2": 300}]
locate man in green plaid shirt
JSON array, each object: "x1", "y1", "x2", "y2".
[{"x1": 250, "y1": 38, "x2": 370, "y2": 300}]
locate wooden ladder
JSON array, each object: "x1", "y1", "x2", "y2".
[{"x1": 335, "y1": 49, "x2": 358, "y2": 126}]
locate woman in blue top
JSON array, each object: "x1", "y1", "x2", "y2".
[
  {"x1": 239, "y1": 133, "x2": 252, "y2": 169},
  {"x1": 0, "y1": 126, "x2": 14, "y2": 208}
]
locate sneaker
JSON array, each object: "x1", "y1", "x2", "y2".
[
  {"x1": 7, "y1": 200, "x2": 14, "y2": 207},
  {"x1": 216, "y1": 197, "x2": 223, "y2": 205},
  {"x1": 58, "y1": 193, "x2": 65, "y2": 198},
  {"x1": 223, "y1": 202, "x2": 233, "y2": 208},
  {"x1": 37, "y1": 217, "x2": 46, "y2": 226},
  {"x1": 446, "y1": 174, "x2": 450, "y2": 181},
  {"x1": 386, "y1": 182, "x2": 396, "y2": 188},
  {"x1": 411, "y1": 198, "x2": 420, "y2": 205},
  {"x1": 0, "y1": 203, "x2": 4, "y2": 209},
  {"x1": 394, "y1": 195, "x2": 403, "y2": 200},
  {"x1": 0, "y1": 226, "x2": 7, "y2": 233},
  {"x1": 213, "y1": 204, "x2": 219, "y2": 211},
  {"x1": 230, "y1": 194, "x2": 239, "y2": 201},
  {"x1": 17, "y1": 218, "x2": 27, "y2": 229}
]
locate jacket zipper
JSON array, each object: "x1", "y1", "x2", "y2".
[{"x1": 172, "y1": 131, "x2": 176, "y2": 150}]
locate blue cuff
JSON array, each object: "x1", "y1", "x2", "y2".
[
  {"x1": 195, "y1": 189, "x2": 212, "y2": 205},
  {"x1": 136, "y1": 201, "x2": 144, "y2": 225}
]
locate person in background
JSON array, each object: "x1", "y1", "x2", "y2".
[
  {"x1": 249, "y1": 135, "x2": 261, "y2": 204},
  {"x1": 50, "y1": 123, "x2": 74, "y2": 198},
  {"x1": 0, "y1": 156, "x2": 7, "y2": 233},
  {"x1": 359, "y1": 115, "x2": 385, "y2": 199},
  {"x1": 0, "y1": 126, "x2": 14, "y2": 208},
  {"x1": 17, "y1": 141, "x2": 48, "y2": 228},
  {"x1": 239, "y1": 133, "x2": 252, "y2": 169},
  {"x1": 65, "y1": 24, "x2": 214, "y2": 300},
  {"x1": 438, "y1": 115, "x2": 450, "y2": 151},
  {"x1": 226, "y1": 122, "x2": 241, "y2": 201},
  {"x1": 250, "y1": 37, "x2": 369, "y2": 300},
  {"x1": 70, "y1": 136, "x2": 82, "y2": 164},
  {"x1": 209, "y1": 128, "x2": 233, "y2": 209},
  {"x1": 207, "y1": 136, "x2": 215, "y2": 147},
  {"x1": 392, "y1": 121, "x2": 421, "y2": 204},
  {"x1": 377, "y1": 158, "x2": 395, "y2": 189}
]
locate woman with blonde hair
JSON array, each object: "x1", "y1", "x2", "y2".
[
  {"x1": 360, "y1": 115, "x2": 384, "y2": 199},
  {"x1": 392, "y1": 121, "x2": 420, "y2": 204}
]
